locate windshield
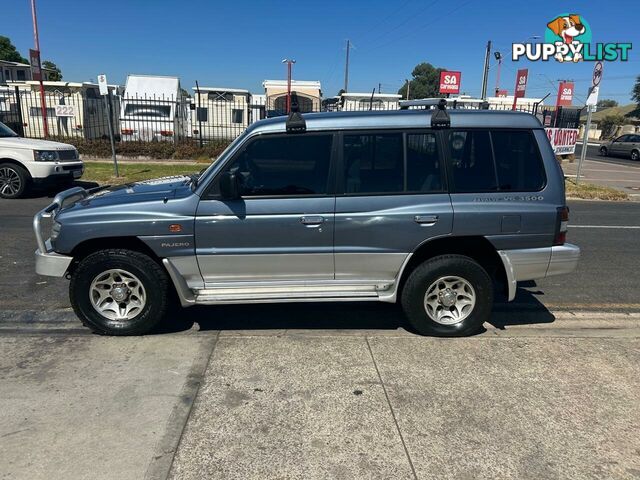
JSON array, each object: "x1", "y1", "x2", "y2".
[
  {"x1": 123, "y1": 104, "x2": 171, "y2": 118},
  {"x1": 0, "y1": 122, "x2": 18, "y2": 138}
]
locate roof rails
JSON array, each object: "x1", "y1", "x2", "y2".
[
  {"x1": 430, "y1": 99, "x2": 450, "y2": 129},
  {"x1": 286, "y1": 92, "x2": 306, "y2": 134}
]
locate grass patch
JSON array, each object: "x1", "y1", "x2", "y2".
[
  {"x1": 82, "y1": 162, "x2": 205, "y2": 185},
  {"x1": 565, "y1": 179, "x2": 628, "y2": 201}
]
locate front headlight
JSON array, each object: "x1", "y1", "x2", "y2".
[
  {"x1": 50, "y1": 221, "x2": 62, "y2": 241},
  {"x1": 33, "y1": 150, "x2": 60, "y2": 162}
]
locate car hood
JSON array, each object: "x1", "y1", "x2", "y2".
[
  {"x1": 63, "y1": 175, "x2": 195, "y2": 211},
  {"x1": 0, "y1": 136, "x2": 76, "y2": 150}
]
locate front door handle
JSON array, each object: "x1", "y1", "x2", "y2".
[
  {"x1": 414, "y1": 214, "x2": 439, "y2": 225},
  {"x1": 300, "y1": 215, "x2": 325, "y2": 226}
]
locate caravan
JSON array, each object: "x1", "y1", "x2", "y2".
[{"x1": 120, "y1": 75, "x2": 189, "y2": 142}]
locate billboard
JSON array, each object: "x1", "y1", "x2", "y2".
[
  {"x1": 439, "y1": 71, "x2": 461, "y2": 94},
  {"x1": 556, "y1": 81, "x2": 574, "y2": 107}
]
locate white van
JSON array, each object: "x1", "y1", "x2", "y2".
[{"x1": 119, "y1": 75, "x2": 189, "y2": 142}]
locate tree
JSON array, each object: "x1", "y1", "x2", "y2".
[
  {"x1": 397, "y1": 62, "x2": 447, "y2": 100},
  {"x1": 42, "y1": 60, "x2": 62, "y2": 81},
  {"x1": 337, "y1": 88, "x2": 345, "y2": 96},
  {"x1": 599, "y1": 114, "x2": 626, "y2": 139},
  {"x1": 632, "y1": 75, "x2": 640, "y2": 112},
  {"x1": 0, "y1": 36, "x2": 28, "y2": 64},
  {"x1": 596, "y1": 99, "x2": 618, "y2": 109}
]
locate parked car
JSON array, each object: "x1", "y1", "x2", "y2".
[
  {"x1": 599, "y1": 134, "x2": 640, "y2": 161},
  {"x1": 0, "y1": 122, "x2": 83, "y2": 199},
  {"x1": 33, "y1": 105, "x2": 580, "y2": 336}
]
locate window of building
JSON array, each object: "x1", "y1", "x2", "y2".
[
  {"x1": 16, "y1": 70, "x2": 26, "y2": 81},
  {"x1": 208, "y1": 92, "x2": 234, "y2": 102},
  {"x1": 232, "y1": 109, "x2": 244, "y2": 124},
  {"x1": 29, "y1": 107, "x2": 56, "y2": 117},
  {"x1": 343, "y1": 133, "x2": 403, "y2": 194},
  {"x1": 196, "y1": 107, "x2": 208, "y2": 122},
  {"x1": 223, "y1": 134, "x2": 333, "y2": 197}
]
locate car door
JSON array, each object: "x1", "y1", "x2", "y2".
[
  {"x1": 195, "y1": 132, "x2": 336, "y2": 284},
  {"x1": 334, "y1": 130, "x2": 453, "y2": 282},
  {"x1": 610, "y1": 135, "x2": 628, "y2": 156}
]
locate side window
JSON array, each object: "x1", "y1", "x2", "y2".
[
  {"x1": 223, "y1": 134, "x2": 332, "y2": 197},
  {"x1": 616, "y1": 135, "x2": 628, "y2": 142},
  {"x1": 406, "y1": 133, "x2": 442, "y2": 192},
  {"x1": 491, "y1": 131, "x2": 546, "y2": 191},
  {"x1": 343, "y1": 133, "x2": 403, "y2": 194},
  {"x1": 447, "y1": 131, "x2": 497, "y2": 192},
  {"x1": 196, "y1": 107, "x2": 208, "y2": 122}
]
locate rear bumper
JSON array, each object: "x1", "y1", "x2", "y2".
[{"x1": 498, "y1": 243, "x2": 580, "y2": 301}]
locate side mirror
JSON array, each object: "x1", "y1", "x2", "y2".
[{"x1": 219, "y1": 171, "x2": 242, "y2": 199}]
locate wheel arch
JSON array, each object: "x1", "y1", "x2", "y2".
[
  {"x1": 0, "y1": 158, "x2": 32, "y2": 178},
  {"x1": 69, "y1": 236, "x2": 161, "y2": 272},
  {"x1": 397, "y1": 236, "x2": 506, "y2": 299}
]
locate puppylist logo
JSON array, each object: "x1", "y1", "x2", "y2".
[{"x1": 512, "y1": 14, "x2": 631, "y2": 62}]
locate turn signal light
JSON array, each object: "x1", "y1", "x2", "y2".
[{"x1": 168, "y1": 224, "x2": 182, "y2": 233}]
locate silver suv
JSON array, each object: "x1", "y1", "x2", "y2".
[{"x1": 33, "y1": 103, "x2": 580, "y2": 336}]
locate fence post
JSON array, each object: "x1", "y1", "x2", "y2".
[
  {"x1": 13, "y1": 86, "x2": 25, "y2": 137},
  {"x1": 104, "y1": 90, "x2": 119, "y2": 177},
  {"x1": 195, "y1": 81, "x2": 203, "y2": 147}
]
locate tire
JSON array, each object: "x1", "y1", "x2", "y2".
[
  {"x1": 631, "y1": 150, "x2": 639, "y2": 161},
  {"x1": 401, "y1": 255, "x2": 493, "y2": 337},
  {"x1": 599, "y1": 146, "x2": 608, "y2": 157},
  {"x1": 0, "y1": 163, "x2": 29, "y2": 199},
  {"x1": 69, "y1": 249, "x2": 169, "y2": 335}
]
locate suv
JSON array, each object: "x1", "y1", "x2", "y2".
[
  {"x1": 599, "y1": 134, "x2": 640, "y2": 161},
  {"x1": 33, "y1": 104, "x2": 580, "y2": 336},
  {"x1": 0, "y1": 122, "x2": 84, "y2": 198}
]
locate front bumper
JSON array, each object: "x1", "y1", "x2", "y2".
[
  {"x1": 29, "y1": 161, "x2": 84, "y2": 180},
  {"x1": 498, "y1": 243, "x2": 580, "y2": 301},
  {"x1": 35, "y1": 240, "x2": 73, "y2": 277}
]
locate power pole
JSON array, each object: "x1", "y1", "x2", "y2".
[
  {"x1": 343, "y1": 39, "x2": 350, "y2": 93},
  {"x1": 405, "y1": 79, "x2": 411, "y2": 100},
  {"x1": 481, "y1": 40, "x2": 491, "y2": 100},
  {"x1": 30, "y1": 0, "x2": 49, "y2": 137},
  {"x1": 378, "y1": 83, "x2": 381, "y2": 94},
  {"x1": 282, "y1": 59, "x2": 296, "y2": 114}
]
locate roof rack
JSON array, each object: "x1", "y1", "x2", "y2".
[
  {"x1": 430, "y1": 99, "x2": 450, "y2": 128},
  {"x1": 286, "y1": 92, "x2": 306, "y2": 133}
]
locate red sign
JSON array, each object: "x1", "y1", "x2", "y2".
[
  {"x1": 439, "y1": 71, "x2": 461, "y2": 94},
  {"x1": 512, "y1": 68, "x2": 528, "y2": 110},
  {"x1": 29, "y1": 49, "x2": 42, "y2": 81},
  {"x1": 555, "y1": 81, "x2": 574, "y2": 107},
  {"x1": 497, "y1": 89, "x2": 508, "y2": 97}
]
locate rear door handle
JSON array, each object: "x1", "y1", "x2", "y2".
[
  {"x1": 414, "y1": 215, "x2": 439, "y2": 225},
  {"x1": 300, "y1": 215, "x2": 325, "y2": 226}
]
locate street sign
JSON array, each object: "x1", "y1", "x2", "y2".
[
  {"x1": 29, "y1": 49, "x2": 42, "y2": 81},
  {"x1": 512, "y1": 68, "x2": 528, "y2": 110},
  {"x1": 438, "y1": 71, "x2": 461, "y2": 94},
  {"x1": 97, "y1": 74, "x2": 109, "y2": 96},
  {"x1": 585, "y1": 61, "x2": 603, "y2": 106},
  {"x1": 556, "y1": 81, "x2": 574, "y2": 107}
]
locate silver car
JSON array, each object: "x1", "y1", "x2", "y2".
[{"x1": 600, "y1": 134, "x2": 640, "y2": 161}]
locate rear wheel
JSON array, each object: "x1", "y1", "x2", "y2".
[
  {"x1": 599, "y1": 146, "x2": 608, "y2": 156},
  {"x1": 631, "y1": 150, "x2": 639, "y2": 161},
  {"x1": 0, "y1": 163, "x2": 29, "y2": 199},
  {"x1": 70, "y1": 249, "x2": 169, "y2": 335},
  {"x1": 401, "y1": 255, "x2": 493, "y2": 337}
]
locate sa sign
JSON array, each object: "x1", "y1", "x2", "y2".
[{"x1": 439, "y1": 71, "x2": 461, "y2": 94}]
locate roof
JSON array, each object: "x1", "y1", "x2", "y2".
[
  {"x1": 341, "y1": 93, "x2": 402, "y2": 99},
  {"x1": 245, "y1": 109, "x2": 543, "y2": 135},
  {"x1": 0, "y1": 60, "x2": 30, "y2": 67},
  {"x1": 263, "y1": 79, "x2": 321, "y2": 89},
  {"x1": 581, "y1": 104, "x2": 639, "y2": 122},
  {"x1": 192, "y1": 86, "x2": 250, "y2": 94},
  {"x1": 125, "y1": 75, "x2": 180, "y2": 98}
]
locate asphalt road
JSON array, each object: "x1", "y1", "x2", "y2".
[{"x1": 2, "y1": 194, "x2": 639, "y2": 324}]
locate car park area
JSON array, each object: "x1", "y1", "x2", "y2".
[{"x1": 1, "y1": 194, "x2": 640, "y2": 479}]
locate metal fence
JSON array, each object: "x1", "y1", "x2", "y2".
[{"x1": 1, "y1": 85, "x2": 583, "y2": 146}]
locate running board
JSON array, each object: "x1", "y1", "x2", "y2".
[{"x1": 193, "y1": 283, "x2": 384, "y2": 305}]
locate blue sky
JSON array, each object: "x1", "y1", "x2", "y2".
[{"x1": 4, "y1": 0, "x2": 639, "y2": 103}]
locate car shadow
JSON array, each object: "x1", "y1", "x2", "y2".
[{"x1": 156, "y1": 282, "x2": 556, "y2": 336}]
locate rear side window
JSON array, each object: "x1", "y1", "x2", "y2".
[
  {"x1": 447, "y1": 131, "x2": 497, "y2": 192},
  {"x1": 406, "y1": 133, "x2": 443, "y2": 192},
  {"x1": 491, "y1": 131, "x2": 546, "y2": 191},
  {"x1": 343, "y1": 134, "x2": 403, "y2": 193}
]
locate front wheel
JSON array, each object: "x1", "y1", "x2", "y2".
[
  {"x1": 0, "y1": 163, "x2": 29, "y2": 199},
  {"x1": 401, "y1": 255, "x2": 493, "y2": 337},
  {"x1": 70, "y1": 249, "x2": 169, "y2": 335}
]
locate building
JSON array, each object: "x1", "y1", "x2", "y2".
[
  {"x1": 340, "y1": 92, "x2": 402, "y2": 111},
  {"x1": 191, "y1": 87, "x2": 251, "y2": 140},
  {"x1": 0, "y1": 60, "x2": 55, "y2": 83},
  {"x1": 263, "y1": 80, "x2": 321, "y2": 116},
  {"x1": 249, "y1": 94, "x2": 266, "y2": 123},
  {"x1": 5, "y1": 81, "x2": 119, "y2": 139}
]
